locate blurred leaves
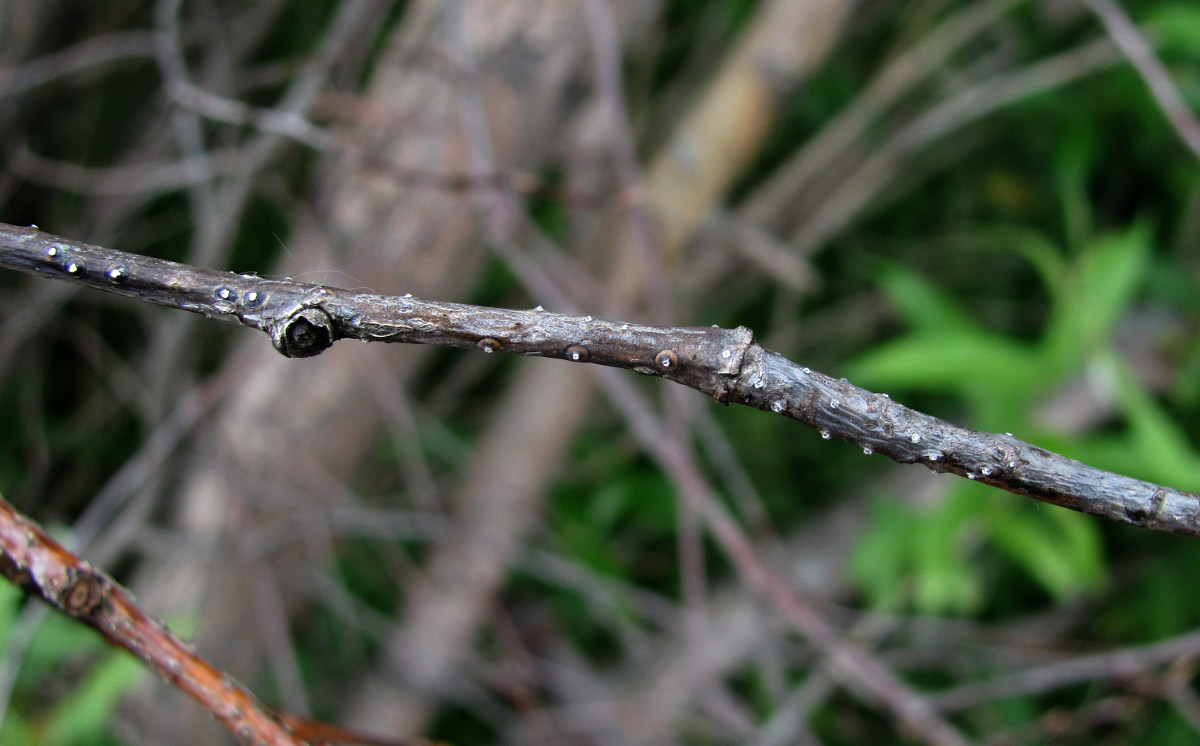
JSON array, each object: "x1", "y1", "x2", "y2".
[
  {"x1": 0, "y1": 583, "x2": 147, "y2": 746},
  {"x1": 4, "y1": 0, "x2": 1200, "y2": 743},
  {"x1": 846, "y1": 217, "x2": 1165, "y2": 614}
]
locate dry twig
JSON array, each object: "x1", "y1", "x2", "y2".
[
  {"x1": 0, "y1": 495, "x2": 305, "y2": 746},
  {"x1": 2, "y1": 221, "x2": 1197, "y2": 541}
]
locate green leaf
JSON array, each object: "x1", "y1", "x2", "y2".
[
  {"x1": 912, "y1": 488, "x2": 990, "y2": 615},
  {"x1": 852, "y1": 490, "x2": 988, "y2": 615},
  {"x1": 1145, "y1": 4, "x2": 1200, "y2": 55},
  {"x1": 1043, "y1": 223, "x2": 1151, "y2": 370},
  {"x1": 1106, "y1": 354, "x2": 1200, "y2": 490},
  {"x1": 845, "y1": 330, "x2": 1042, "y2": 399},
  {"x1": 43, "y1": 650, "x2": 147, "y2": 746},
  {"x1": 986, "y1": 503, "x2": 1105, "y2": 601},
  {"x1": 873, "y1": 265, "x2": 978, "y2": 335},
  {"x1": 850, "y1": 498, "x2": 918, "y2": 610}
]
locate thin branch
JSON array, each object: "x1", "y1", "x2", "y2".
[
  {"x1": 0, "y1": 495, "x2": 305, "y2": 746},
  {"x1": 1081, "y1": 0, "x2": 1200, "y2": 163},
  {"x1": 929, "y1": 628, "x2": 1200, "y2": 713},
  {"x1": 0, "y1": 490, "x2": 437, "y2": 746},
  {"x1": 1, "y1": 221, "x2": 1198, "y2": 539},
  {"x1": 0, "y1": 31, "x2": 156, "y2": 97}
]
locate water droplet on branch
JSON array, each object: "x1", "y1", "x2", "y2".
[
  {"x1": 565, "y1": 345, "x2": 589, "y2": 362},
  {"x1": 654, "y1": 349, "x2": 678, "y2": 370},
  {"x1": 477, "y1": 337, "x2": 501, "y2": 353}
]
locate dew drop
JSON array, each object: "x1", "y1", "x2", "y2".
[
  {"x1": 980, "y1": 466, "x2": 993, "y2": 477},
  {"x1": 44, "y1": 245, "x2": 59, "y2": 259},
  {"x1": 909, "y1": 433, "x2": 922, "y2": 444},
  {"x1": 863, "y1": 447, "x2": 873, "y2": 455},
  {"x1": 829, "y1": 399, "x2": 840, "y2": 409},
  {"x1": 65, "y1": 261, "x2": 82, "y2": 274},
  {"x1": 243, "y1": 290, "x2": 263, "y2": 307},
  {"x1": 925, "y1": 451, "x2": 943, "y2": 462},
  {"x1": 402, "y1": 292, "x2": 413, "y2": 299},
  {"x1": 967, "y1": 472, "x2": 977, "y2": 480},
  {"x1": 214, "y1": 287, "x2": 232, "y2": 301},
  {"x1": 770, "y1": 400, "x2": 786, "y2": 413},
  {"x1": 820, "y1": 430, "x2": 831, "y2": 439},
  {"x1": 534, "y1": 305, "x2": 545, "y2": 312},
  {"x1": 655, "y1": 349, "x2": 678, "y2": 370},
  {"x1": 801, "y1": 367, "x2": 811, "y2": 374},
  {"x1": 105, "y1": 265, "x2": 127, "y2": 283},
  {"x1": 1005, "y1": 432, "x2": 1014, "y2": 437},
  {"x1": 477, "y1": 337, "x2": 501, "y2": 353},
  {"x1": 565, "y1": 345, "x2": 589, "y2": 362}
]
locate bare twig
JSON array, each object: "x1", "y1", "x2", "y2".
[
  {"x1": 0, "y1": 494, "x2": 305, "y2": 746},
  {"x1": 0, "y1": 489, "x2": 439, "y2": 746},
  {"x1": 930, "y1": 628, "x2": 1200, "y2": 713},
  {"x1": 0, "y1": 30, "x2": 156, "y2": 97},
  {"x1": 1081, "y1": 0, "x2": 1200, "y2": 163},
  {"x1": 1, "y1": 221, "x2": 1198, "y2": 537}
]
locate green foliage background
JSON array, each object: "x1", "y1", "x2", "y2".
[{"x1": 2, "y1": 0, "x2": 1200, "y2": 744}]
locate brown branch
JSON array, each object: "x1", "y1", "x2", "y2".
[
  {"x1": 1, "y1": 221, "x2": 1197, "y2": 540},
  {"x1": 1081, "y1": 0, "x2": 1200, "y2": 163},
  {"x1": 0, "y1": 490, "x2": 442, "y2": 746},
  {"x1": 0, "y1": 494, "x2": 305, "y2": 746},
  {"x1": 929, "y1": 628, "x2": 1200, "y2": 713}
]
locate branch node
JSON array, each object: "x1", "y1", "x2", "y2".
[
  {"x1": 272, "y1": 307, "x2": 334, "y2": 358},
  {"x1": 62, "y1": 570, "x2": 106, "y2": 617}
]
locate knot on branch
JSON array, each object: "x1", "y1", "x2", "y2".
[
  {"x1": 62, "y1": 571, "x2": 106, "y2": 618},
  {"x1": 272, "y1": 307, "x2": 334, "y2": 358}
]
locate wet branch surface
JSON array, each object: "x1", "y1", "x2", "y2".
[{"x1": 3, "y1": 221, "x2": 1198, "y2": 538}]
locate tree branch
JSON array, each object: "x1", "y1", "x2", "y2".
[
  {"x1": 0, "y1": 494, "x2": 305, "y2": 746},
  {"x1": 2, "y1": 222, "x2": 1197, "y2": 537}
]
